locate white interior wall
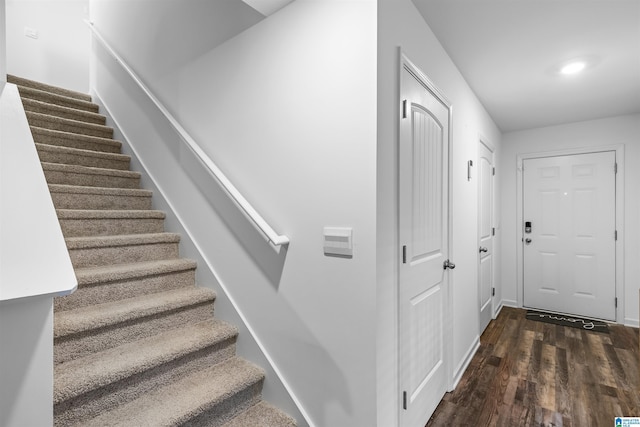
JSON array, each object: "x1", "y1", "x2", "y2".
[
  {"x1": 377, "y1": 0, "x2": 502, "y2": 425},
  {"x1": 1, "y1": 0, "x2": 6, "y2": 90},
  {"x1": 6, "y1": 0, "x2": 89, "y2": 92},
  {"x1": 89, "y1": 0, "x2": 264, "y2": 113},
  {"x1": 176, "y1": 2, "x2": 378, "y2": 425},
  {"x1": 500, "y1": 113, "x2": 640, "y2": 326},
  {"x1": 90, "y1": 0, "x2": 377, "y2": 425},
  {"x1": 0, "y1": 296, "x2": 53, "y2": 427}
]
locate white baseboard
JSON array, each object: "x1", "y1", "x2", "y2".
[
  {"x1": 624, "y1": 318, "x2": 639, "y2": 328},
  {"x1": 451, "y1": 336, "x2": 480, "y2": 391},
  {"x1": 493, "y1": 302, "x2": 504, "y2": 318},
  {"x1": 501, "y1": 299, "x2": 518, "y2": 308}
]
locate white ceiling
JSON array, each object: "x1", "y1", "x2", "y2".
[{"x1": 411, "y1": 0, "x2": 640, "y2": 132}]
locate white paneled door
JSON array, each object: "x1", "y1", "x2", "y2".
[
  {"x1": 478, "y1": 140, "x2": 494, "y2": 333},
  {"x1": 399, "y1": 57, "x2": 451, "y2": 427},
  {"x1": 523, "y1": 152, "x2": 616, "y2": 321}
]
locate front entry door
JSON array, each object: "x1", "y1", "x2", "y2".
[
  {"x1": 478, "y1": 140, "x2": 494, "y2": 333},
  {"x1": 399, "y1": 57, "x2": 451, "y2": 427},
  {"x1": 523, "y1": 152, "x2": 616, "y2": 321}
]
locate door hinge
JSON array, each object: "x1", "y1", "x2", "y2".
[
  {"x1": 403, "y1": 391, "x2": 407, "y2": 410},
  {"x1": 492, "y1": 167, "x2": 496, "y2": 176},
  {"x1": 492, "y1": 227, "x2": 496, "y2": 236},
  {"x1": 402, "y1": 245, "x2": 407, "y2": 264},
  {"x1": 615, "y1": 163, "x2": 618, "y2": 174},
  {"x1": 615, "y1": 297, "x2": 618, "y2": 308},
  {"x1": 402, "y1": 100, "x2": 408, "y2": 119},
  {"x1": 615, "y1": 230, "x2": 618, "y2": 240},
  {"x1": 492, "y1": 287, "x2": 495, "y2": 297}
]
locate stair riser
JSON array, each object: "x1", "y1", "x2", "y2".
[
  {"x1": 68, "y1": 241, "x2": 179, "y2": 268},
  {"x1": 54, "y1": 340, "x2": 237, "y2": 427},
  {"x1": 23, "y1": 100, "x2": 106, "y2": 125},
  {"x1": 32, "y1": 129, "x2": 122, "y2": 154},
  {"x1": 19, "y1": 88, "x2": 99, "y2": 113},
  {"x1": 44, "y1": 169, "x2": 140, "y2": 189},
  {"x1": 28, "y1": 115, "x2": 113, "y2": 139},
  {"x1": 37, "y1": 148, "x2": 130, "y2": 171},
  {"x1": 51, "y1": 192, "x2": 152, "y2": 210},
  {"x1": 59, "y1": 217, "x2": 164, "y2": 237},
  {"x1": 188, "y1": 381, "x2": 263, "y2": 427},
  {"x1": 55, "y1": 269, "x2": 196, "y2": 311},
  {"x1": 55, "y1": 303, "x2": 215, "y2": 364}
]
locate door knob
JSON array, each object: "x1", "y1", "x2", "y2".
[
  {"x1": 443, "y1": 259, "x2": 456, "y2": 270},
  {"x1": 525, "y1": 238, "x2": 532, "y2": 244},
  {"x1": 479, "y1": 247, "x2": 488, "y2": 253}
]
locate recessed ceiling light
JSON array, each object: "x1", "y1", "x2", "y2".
[{"x1": 560, "y1": 61, "x2": 586, "y2": 75}]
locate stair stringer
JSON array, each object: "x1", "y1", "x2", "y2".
[{"x1": 91, "y1": 91, "x2": 311, "y2": 427}]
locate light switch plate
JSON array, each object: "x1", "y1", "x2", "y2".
[{"x1": 323, "y1": 227, "x2": 353, "y2": 257}]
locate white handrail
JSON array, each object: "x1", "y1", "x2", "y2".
[{"x1": 86, "y1": 21, "x2": 289, "y2": 247}]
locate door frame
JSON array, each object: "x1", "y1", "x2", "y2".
[
  {"x1": 397, "y1": 52, "x2": 454, "y2": 425},
  {"x1": 515, "y1": 145, "x2": 625, "y2": 323},
  {"x1": 477, "y1": 134, "x2": 496, "y2": 332}
]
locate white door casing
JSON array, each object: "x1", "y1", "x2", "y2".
[
  {"x1": 478, "y1": 139, "x2": 494, "y2": 333},
  {"x1": 399, "y1": 54, "x2": 452, "y2": 427},
  {"x1": 522, "y1": 151, "x2": 616, "y2": 321}
]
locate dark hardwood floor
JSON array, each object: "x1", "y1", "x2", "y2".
[{"x1": 427, "y1": 306, "x2": 640, "y2": 427}]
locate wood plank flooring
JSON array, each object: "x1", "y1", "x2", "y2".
[{"x1": 426, "y1": 307, "x2": 640, "y2": 427}]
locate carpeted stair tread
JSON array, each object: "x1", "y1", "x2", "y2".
[
  {"x1": 50, "y1": 184, "x2": 151, "y2": 198},
  {"x1": 26, "y1": 111, "x2": 113, "y2": 139},
  {"x1": 31, "y1": 126, "x2": 122, "y2": 153},
  {"x1": 65, "y1": 232, "x2": 181, "y2": 250},
  {"x1": 21, "y1": 97, "x2": 106, "y2": 125},
  {"x1": 57, "y1": 209, "x2": 166, "y2": 237},
  {"x1": 75, "y1": 259, "x2": 197, "y2": 286},
  {"x1": 79, "y1": 357, "x2": 264, "y2": 427},
  {"x1": 223, "y1": 402, "x2": 297, "y2": 427},
  {"x1": 8, "y1": 74, "x2": 92, "y2": 101},
  {"x1": 37, "y1": 143, "x2": 130, "y2": 170},
  {"x1": 42, "y1": 162, "x2": 140, "y2": 179},
  {"x1": 56, "y1": 208, "x2": 165, "y2": 220},
  {"x1": 49, "y1": 184, "x2": 152, "y2": 211},
  {"x1": 56, "y1": 259, "x2": 198, "y2": 311},
  {"x1": 54, "y1": 319, "x2": 238, "y2": 405},
  {"x1": 65, "y1": 232, "x2": 182, "y2": 268},
  {"x1": 54, "y1": 287, "x2": 216, "y2": 339},
  {"x1": 50, "y1": 184, "x2": 153, "y2": 210},
  {"x1": 42, "y1": 162, "x2": 140, "y2": 189},
  {"x1": 15, "y1": 85, "x2": 99, "y2": 112}
]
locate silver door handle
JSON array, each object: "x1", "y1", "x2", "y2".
[
  {"x1": 525, "y1": 238, "x2": 532, "y2": 244},
  {"x1": 479, "y1": 247, "x2": 488, "y2": 253},
  {"x1": 443, "y1": 259, "x2": 456, "y2": 270}
]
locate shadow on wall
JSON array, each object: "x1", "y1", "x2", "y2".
[
  {"x1": 94, "y1": 44, "x2": 355, "y2": 424},
  {"x1": 179, "y1": 146, "x2": 288, "y2": 289}
]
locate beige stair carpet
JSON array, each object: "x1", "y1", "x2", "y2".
[{"x1": 7, "y1": 74, "x2": 296, "y2": 427}]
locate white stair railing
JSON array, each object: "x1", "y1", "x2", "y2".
[{"x1": 86, "y1": 21, "x2": 289, "y2": 247}]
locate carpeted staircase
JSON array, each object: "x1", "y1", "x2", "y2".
[{"x1": 7, "y1": 74, "x2": 297, "y2": 427}]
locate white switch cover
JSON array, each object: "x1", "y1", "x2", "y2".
[
  {"x1": 24, "y1": 27, "x2": 38, "y2": 39},
  {"x1": 323, "y1": 227, "x2": 353, "y2": 257}
]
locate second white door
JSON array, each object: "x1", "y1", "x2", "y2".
[{"x1": 478, "y1": 141, "x2": 494, "y2": 333}]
